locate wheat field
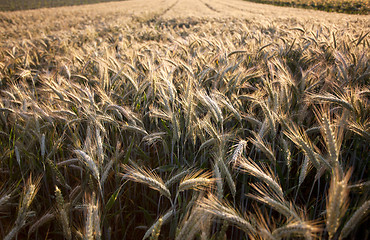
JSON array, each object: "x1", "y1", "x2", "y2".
[{"x1": 0, "y1": 0, "x2": 369, "y2": 239}]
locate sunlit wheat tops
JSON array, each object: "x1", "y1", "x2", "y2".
[
  {"x1": 0, "y1": 3, "x2": 368, "y2": 239},
  {"x1": 235, "y1": 156, "x2": 284, "y2": 198},
  {"x1": 271, "y1": 220, "x2": 320, "y2": 240},
  {"x1": 198, "y1": 194, "x2": 255, "y2": 234},
  {"x1": 178, "y1": 170, "x2": 215, "y2": 192},
  {"x1": 121, "y1": 164, "x2": 171, "y2": 199}
]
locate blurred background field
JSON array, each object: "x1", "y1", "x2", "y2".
[
  {"x1": 245, "y1": 0, "x2": 369, "y2": 14},
  {"x1": 0, "y1": 0, "x2": 125, "y2": 11},
  {"x1": 0, "y1": 0, "x2": 369, "y2": 14}
]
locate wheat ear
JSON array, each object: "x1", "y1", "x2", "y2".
[
  {"x1": 5, "y1": 178, "x2": 39, "y2": 240},
  {"x1": 248, "y1": 183, "x2": 300, "y2": 220},
  {"x1": 236, "y1": 156, "x2": 284, "y2": 198},
  {"x1": 74, "y1": 150, "x2": 100, "y2": 181},
  {"x1": 122, "y1": 164, "x2": 171, "y2": 199},
  {"x1": 198, "y1": 194, "x2": 255, "y2": 234},
  {"x1": 178, "y1": 170, "x2": 216, "y2": 192},
  {"x1": 84, "y1": 193, "x2": 101, "y2": 240},
  {"x1": 229, "y1": 139, "x2": 247, "y2": 164},
  {"x1": 272, "y1": 220, "x2": 320, "y2": 240},
  {"x1": 326, "y1": 168, "x2": 350, "y2": 239},
  {"x1": 55, "y1": 186, "x2": 71, "y2": 240},
  {"x1": 143, "y1": 208, "x2": 174, "y2": 240}
]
